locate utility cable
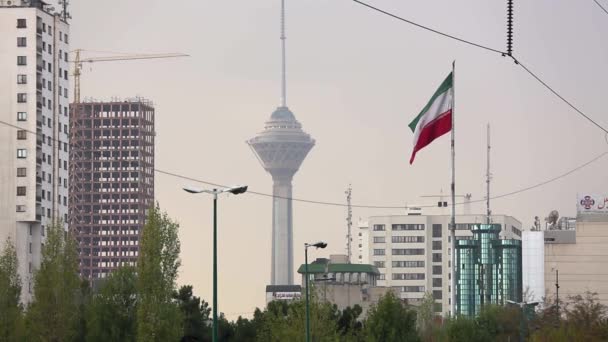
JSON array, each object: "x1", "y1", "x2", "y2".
[
  {"x1": 351, "y1": 0, "x2": 507, "y2": 55},
  {"x1": 593, "y1": 0, "x2": 608, "y2": 15},
  {"x1": 351, "y1": 0, "x2": 608, "y2": 135},
  {"x1": 2, "y1": 119, "x2": 608, "y2": 209}
]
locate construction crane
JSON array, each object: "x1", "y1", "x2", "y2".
[{"x1": 70, "y1": 49, "x2": 189, "y2": 103}]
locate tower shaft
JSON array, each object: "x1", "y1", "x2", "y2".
[{"x1": 271, "y1": 176, "x2": 294, "y2": 285}]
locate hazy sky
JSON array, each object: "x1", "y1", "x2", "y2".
[{"x1": 64, "y1": 0, "x2": 608, "y2": 318}]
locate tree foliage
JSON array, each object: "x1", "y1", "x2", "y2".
[
  {"x1": 136, "y1": 204, "x2": 183, "y2": 341},
  {"x1": 364, "y1": 291, "x2": 420, "y2": 342},
  {"x1": 26, "y1": 221, "x2": 81, "y2": 342},
  {"x1": 0, "y1": 237, "x2": 25, "y2": 341},
  {"x1": 173, "y1": 284, "x2": 211, "y2": 341},
  {"x1": 87, "y1": 266, "x2": 138, "y2": 342}
]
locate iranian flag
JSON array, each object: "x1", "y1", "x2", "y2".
[{"x1": 408, "y1": 72, "x2": 453, "y2": 164}]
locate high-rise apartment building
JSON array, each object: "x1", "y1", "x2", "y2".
[
  {"x1": 367, "y1": 214, "x2": 522, "y2": 316},
  {"x1": 0, "y1": 0, "x2": 70, "y2": 302},
  {"x1": 69, "y1": 99, "x2": 154, "y2": 279}
]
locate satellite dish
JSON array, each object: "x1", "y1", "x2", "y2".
[{"x1": 545, "y1": 210, "x2": 559, "y2": 228}]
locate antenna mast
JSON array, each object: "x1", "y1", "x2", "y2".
[
  {"x1": 486, "y1": 124, "x2": 491, "y2": 224},
  {"x1": 58, "y1": 0, "x2": 71, "y2": 21},
  {"x1": 346, "y1": 184, "x2": 353, "y2": 263},
  {"x1": 280, "y1": 0, "x2": 287, "y2": 107}
]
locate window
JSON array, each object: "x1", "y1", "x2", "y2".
[
  {"x1": 392, "y1": 248, "x2": 424, "y2": 255},
  {"x1": 16, "y1": 205, "x2": 26, "y2": 212},
  {"x1": 432, "y1": 253, "x2": 442, "y2": 262},
  {"x1": 41, "y1": 191, "x2": 45, "y2": 200},
  {"x1": 402, "y1": 286, "x2": 425, "y2": 292},
  {"x1": 433, "y1": 290, "x2": 442, "y2": 300},
  {"x1": 17, "y1": 56, "x2": 27, "y2": 65},
  {"x1": 373, "y1": 249, "x2": 385, "y2": 256},
  {"x1": 17, "y1": 93, "x2": 27, "y2": 103},
  {"x1": 17, "y1": 130, "x2": 27, "y2": 140},
  {"x1": 372, "y1": 224, "x2": 385, "y2": 231},
  {"x1": 374, "y1": 261, "x2": 385, "y2": 268},
  {"x1": 432, "y1": 241, "x2": 442, "y2": 250},
  {"x1": 63, "y1": 196, "x2": 67, "y2": 206},
  {"x1": 17, "y1": 37, "x2": 26, "y2": 47},
  {"x1": 378, "y1": 274, "x2": 385, "y2": 280},
  {"x1": 29, "y1": 243, "x2": 32, "y2": 253},
  {"x1": 432, "y1": 278, "x2": 442, "y2": 287},
  {"x1": 17, "y1": 149, "x2": 27, "y2": 158},
  {"x1": 29, "y1": 226, "x2": 32, "y2": 236},
  {"x1": 432, "y1": 265, "x2": 442, "y2": 275},
  {"x1": 434, "y1": 303, "x2": 443, "y2": 313},
  {"x1": 392, "y1": 273, "x2": 425, "y2": 280},
  {"x1": 47, "y1": 62, "x2": 51, "y2": 72},
  {"x1": 17, "y1": 168, "x2": 26, "y2": 177},
  {"x1": 17, "y1": 19, "x2": 27, "y2": 28},
  {"x1": 392, "y1": 236, "x2": 424, "y2": 243},
  {"x1": 17, "y1": 112, "x2": 27, "y2": 121},
  {"x1": 392, "y1": 224, "x2": 425, "y2": 231},
  {"x1": 47, "y1": 208, "x2": 50, "y2": 217},
  {"x1": 64, "y1": 33, "x2": 69, "y2": 43},
  {"x1": 17, "y1": 74, "x2": 27, "y2": 84},
  {"x1": 393, "y1": 260, "x2": 425, "y2": 268},
  {"x1": 17, "y1": 187, "x2": 26, "y2": 196},
  {"x1": 64, "y1": 70, "x2": 68, "y2": 80},
  {"x1": 432, "y1": 224, "x2": 442, "y2": 238},
  {"x1": 373, "y1": 236, "x2": 385, "y2": 243}
]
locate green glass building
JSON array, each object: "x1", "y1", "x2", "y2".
[{"x1": 455, "y1": 224, "x2": 522, "y2": 316}]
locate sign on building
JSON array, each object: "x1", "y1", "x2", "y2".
[{"x1": 577, "y1": 194, "x2": 608, "y2": 214}]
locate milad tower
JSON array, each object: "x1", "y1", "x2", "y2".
[{"x1": 248, "y1": 0, "x2": 315, "y2": 286}]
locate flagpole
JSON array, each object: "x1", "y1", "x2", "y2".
[{"x1": 450, "y1": 60, "x2": 457, "y2": 316}]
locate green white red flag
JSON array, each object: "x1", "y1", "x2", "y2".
[{"x1": 408, "y1": 72, "x2": 453, "y2": 164}]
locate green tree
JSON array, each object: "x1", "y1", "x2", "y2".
[
  {"x1": 0, "y1": 237, "x2": 25, "y2": 341},
  {"x1": 256, "y1": 299, "x2": 340, "y2": 342},
  {"x1": 87, "y1": 266, "x2": 138, "y2": 342},
  {"x1": 336, "y1": 304, "x2": 363, "y2": 340},
  {"x1": 173, "y1": 285, "x2": 211, "y2": 341},
  {"x1": 26, "y1": 221, "x2": 80, "y2": 342},
  {"x1": 231, "y1": 315, "x2": 257, "y2": 342},
  {"x1": 416, "y1": 292, "x2": 436, "y2": 342},
  {"x1": 363, "y1": 291, "x2": 420, "y2": 342},
  {"x1": 136, "y1": 204, "x2": 183, "y2": 341}
]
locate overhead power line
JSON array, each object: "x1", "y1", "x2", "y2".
[
  {"x1": 1, "y1": 118, "x2": 607, "y2": 209},
  {"x1": 351, "y1": 0, "x2": 608, "y2": 135},
  {"x1": 593, "y1": 0, "x2": 608, "y2": 15},
  {"x1": 351, "y1": 0, "x2": 506, "y2": 55}
]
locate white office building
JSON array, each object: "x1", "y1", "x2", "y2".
[
  {"x1": 353, "y1": 220, "x2": 369, "y2": 265},
  {"x1": 522, "y1": 230, "x2": 545, "y2": 303},
  {"x1": 0, "y1": 0, "x2": 70, "y2": 302},
  {"x1": 368, "y1": 214, "x2": 522, "y2": 316}
]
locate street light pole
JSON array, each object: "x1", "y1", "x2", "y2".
[
  {"x1": 183, "y1": 185, "x2": 248, "y2": 342},
  {"x1": 212, "y1": 191, "x2": 218, "y2": 342},
  {"x1": 304, "y1": 241, "x2": 327, "y2": 342},
  {"x1": 305, "y1": 246, "x2": 310, "y2": 342}
]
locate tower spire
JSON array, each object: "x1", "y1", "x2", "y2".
[{"x1": 280, "y1": 0, "x2": 287, "y2": 107}]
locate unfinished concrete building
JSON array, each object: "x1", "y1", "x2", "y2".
[{"x1": 69, "y1": 98, "x2": 154, "y2": 279}]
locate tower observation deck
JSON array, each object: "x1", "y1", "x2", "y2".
[{"x1": 248, "y1": 107, "x2": 315, "y2": 285}]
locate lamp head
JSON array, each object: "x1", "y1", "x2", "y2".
[
  {"x1": 183, "y1": 186, "x2": 204, "y2": 194},
  {"x1": 312, "y1": 242, "x2": 327, "y2": 249},
  {"x1": 225, "y1": 185, "x2": 248, "y2": 195}
]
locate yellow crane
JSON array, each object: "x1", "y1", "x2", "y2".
[{"x1": 71, "y1": 49, "x2": 189, "y2": 103}]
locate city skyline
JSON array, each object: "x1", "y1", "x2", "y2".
[{"x1": 3, "y1": 0, "x2": 607, "y2": 319}]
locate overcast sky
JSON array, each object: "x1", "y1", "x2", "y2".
[{"x1": 64, "y1": 0, "x2": 608, "y2": 318}]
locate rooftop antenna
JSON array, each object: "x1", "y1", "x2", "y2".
[
  {"x1": 58, "y1": 0, "x2": 71, "y2": 21},
  {"x1": 346, "y1": 184, "x2": 353, "y2": 263},
  {"x1": 280, "y1": 0, "x2": 287, "y2": 107},
  {"x1": 486, "y1": 124, "x2": 492, "y2": 224}
]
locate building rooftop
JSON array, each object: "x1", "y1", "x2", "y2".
[{"x1": 296, "y1": 261, "x2": 379, "y2": 275}]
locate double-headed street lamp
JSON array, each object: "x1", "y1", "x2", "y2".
[
  {"x1": 304, "y1": 241, "x2": 327, "y2": 342},
  {"x1": 183, "y1": 185, "x2": 248, "y2": 342},
  {"x1": 507, "y1": 300, "x2": 539, "y2": 342}
]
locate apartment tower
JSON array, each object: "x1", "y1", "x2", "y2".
[
  {"x1": 0, "y1": 0, "x2": 70, "y2": 302},
  {"x1": 69, "y1": 98, "x2": 154, "y2": 279}
]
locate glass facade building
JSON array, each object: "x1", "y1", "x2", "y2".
[{"x1": 455, "y1": 224, "x2": 522, "y2": 316}]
